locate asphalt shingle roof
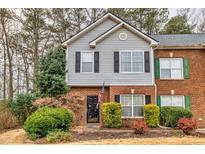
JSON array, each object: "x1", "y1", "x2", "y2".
[{"x1": 151, "y1": 34, "x2": 205, "y2": 46}]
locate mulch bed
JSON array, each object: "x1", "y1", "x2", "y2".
[{"x1": 69, "y1": 128, "x2": 205, "y2": 143}]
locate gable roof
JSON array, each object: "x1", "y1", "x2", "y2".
[
  {"x1": 152, "y1": 34, "x2": 205, "y2": 48},
  {"x1": 62, "y1": 12, "x2": 158, "y2": 47}
]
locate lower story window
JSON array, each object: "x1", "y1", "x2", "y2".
[
  {"x1": 161, "y1": 95, "x2": 185, "y2": 107},
  {"x1": 120, "y1": 95, "x2": 145, "y2": 118}
]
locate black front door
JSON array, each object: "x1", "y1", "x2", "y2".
[{"x1": 87, "y1": 96, "x2": 99, "y2": 123}]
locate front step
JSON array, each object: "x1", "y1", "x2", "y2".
[{"x1": 86, "y1": 123, "x2": 100, "y2": 129}]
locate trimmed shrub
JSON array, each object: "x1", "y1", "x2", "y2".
[
  {"x1": 144, "y1": 104, "x2": 160, "y2": 127},
  {"x1": 102, "y1": 102, "x2": 122, "y2": 128},
  {"x1": 161, "y1": 106, "x2": 193, "y2": 127},
  {"x1": 178, "y1": 118, "x2": 197, "y2": 134},
  {"x1": 23, "y1": 107, "x2": 73, "y2": 139},
  {"x1": 9, "y1": 93, "x2": 37, "y2": 124},
  {"x1": 46, "y1": 130, "x2": 71, "y2": 143},
  {"x1": 133, "y1": 119, "x2": 148, "y2": 134}
]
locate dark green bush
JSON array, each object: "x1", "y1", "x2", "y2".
[
  {"x1": 23, "y1": 107, "x2": 73, "y2": 139},
  {"x1": 9, "y1": 93, "x2": 36, "y2": 124},
  {"x1": 35, "y1": 47, "x2": 69, "y2": 97},
  {"x1": 161, "y1": 106, "x2": 193, "y2": 127},
  {"x1": 102, "y1": 102, "x2": 122, "y2": 128},
  {"x1": 144, "y1": 104, "x2": 160, "y2": 127},
  {"x1": 36, "y1": 74, "x2": 69, "y2": 97}
]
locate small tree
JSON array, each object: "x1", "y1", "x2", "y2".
[
  {"x1": 9, "y1": 93, "x2": 36, "y2": 124},
  {"x1": 35, "y1": 47, "x2": 69, "y2": 97}
]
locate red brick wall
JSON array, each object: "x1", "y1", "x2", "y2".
[
  {"x1": 109, "y1": 85, "x2": 156, "y2": 103},
  {"x1": 68, "y1": 85, "x2": 156, "y2": 127},
  {"x1": 68, "y1": 87, "x2": 109, "y2": 125},
  {"x1": 155, "y1": 49, "x2": 205, "y2": 127}
]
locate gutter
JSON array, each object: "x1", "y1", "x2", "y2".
[{"x1": 155, "y1": 46, "x2": 205, "y2": 50}]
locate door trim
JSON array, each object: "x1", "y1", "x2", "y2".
[{"x1": 86, "y1": 96, "x2": 100, "y2": 123}]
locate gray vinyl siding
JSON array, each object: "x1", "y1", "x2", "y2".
[{"x1": 66, "y1": 19, "x2": 154, "y2": 86}]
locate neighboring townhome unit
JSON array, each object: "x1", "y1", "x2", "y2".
[
  {"x1": 62, "y1": 13, "x2": 205, "y2": 127},
  {"x1": 153, "y1": 34, "x2": 205, "y2": 127}
]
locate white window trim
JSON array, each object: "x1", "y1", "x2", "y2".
[
  {"x1": 161, "y1": 95, "x2": 185, "y2": 108},
  {"x1": 80, "y1": 51, "x2": 94, "y2": 73},
  {"x1": 119, "y1": 50, "x2": 145, "y2": 73},
  {"x1": 160, "y1": 58, "x2": 184, "y2": 80},
  {"x1": 120, "y1": 94, "x2": 145, "y2": 118}
]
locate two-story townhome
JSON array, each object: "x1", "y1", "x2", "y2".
[{"x1": 62, "y1": 13, "x2": 205, "y2": 127}]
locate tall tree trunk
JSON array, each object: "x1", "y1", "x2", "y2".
[
  {"x1": 0, "y1": 10, "x2": 13, "y2": 99},
  {"x1": 2, "y1": 35, "x2": 7, "y2": 99},
  {"x1": 33, "y1": 10, "x2": 39, "y2": 91}
]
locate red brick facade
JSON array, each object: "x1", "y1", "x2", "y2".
[
  {"x1": 68, "y1": 85, "x2": 155, "y2": 127},
  {"x1": 155, "y1": 49, "x2": 205, "y2": 127},
  {"x1": 68, "y1": 49, "x2": 205, "y2": 127}
]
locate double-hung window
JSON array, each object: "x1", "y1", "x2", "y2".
[
  {"x1": 161, "y1": 95, "x2": 185, "y2": 108},
  {"x1": 120, "y1": 51, "x2": 144, "y2": 73},
  {"x1": 160, "y1": 58, "x2": 183, "y2": 79},
  {"x1": 120, "y1": 95, "x2": 145, "y2": 118},
  {"x1": 81, "y1": 52, "x2": 93, "y2": 73}
]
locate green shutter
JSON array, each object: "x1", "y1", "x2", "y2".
[
  {"x1": 183, "y1": 58, "x2": 190, "y2": 79},
  {"x1": 185, "y1": 95, "x2": 191, "y2": 111},
  {"x1": 157, "y1": 96, "x2": 161, "y2": 108},
  {"x1": 154, "y1": 58, "x2": 160, "y2": 79}
]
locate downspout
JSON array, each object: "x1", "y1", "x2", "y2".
[
  {"x1": 151, "y1": 44, "x2": 159, "y2": 104},
  {"x1": 152, "y1": 44, "x2": 168, "y2": 128}
]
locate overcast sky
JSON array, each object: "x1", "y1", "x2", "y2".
[{"x1": 169, "y1": 8, "x2": 177, "y2": 18}]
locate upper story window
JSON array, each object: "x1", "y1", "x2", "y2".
[
  {"x1": 81, "y1": 52, "x2": 93, "y2": 73},
  {"x1": 161, "y1": 95, "x2": 185, "y2": 108},
  {"x1": 160, "y1": 58, "x2": 183, "y2": 79},
  {"x1": 120, "y1": 51, "x2": 144, "y2": 73}
]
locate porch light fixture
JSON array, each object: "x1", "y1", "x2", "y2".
[
  {"x1": 131, "y1": 89, "x2": 135, "y2": 94},
  {"x1": 170, "y1": 52, "x2": 173, "y2": 57},
  {"x1": 171, "y1": 90, "x2": 175, "y2": 95}
]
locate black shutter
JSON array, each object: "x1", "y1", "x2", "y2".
[
  {"x1": 94, "y1": 52, "x2": 99, "y2": 73},
  {"x1": 115, "y1": 95, "x2": 120, "y2": 103},
  {"x1": 75, "y1": 52, "x2": 81, "y2": 73},
  {"x1": 145, "y1": 95, "x2": 151, "y2": 104},
  {"x1": 114, "y1": 52, "x2": 119, "y2": 73},
  {"x1": 144, "y1": 51, "x2": 150, "y2": 72}
]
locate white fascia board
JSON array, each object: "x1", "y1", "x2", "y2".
[
  {"x1": 61, "y1": 13, "x2": 111, "y2": 46},
  {"x1": 89, "y1": 23, "x2": 123, "y2": 47},
  {"x1": 62, "y1": 13, "x2": 158, "y2": 47},
  {"x1": 108, "y1": 13, "x2": 159, "y2": 46}
]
